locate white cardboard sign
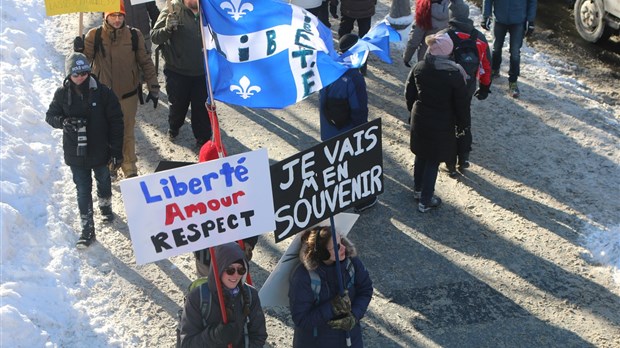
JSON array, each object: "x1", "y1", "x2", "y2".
[{"x1": 120, "y1": 149, "x2": 275, "y2": 264}]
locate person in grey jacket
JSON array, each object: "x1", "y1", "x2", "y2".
[
  {"x1": 46, "y1": 53, "x2": 124, "y2": 248},
  {"x1": 481, "y1": 0, "x2": 537, "y2": 98},
  {"x1": 179, "y1": 242, "x2": 267, "y2": 348},
  {"x1": 403, "y1": 0, "x2": 449, "y2": 66},
  {"x1": 151, "y1": 0, "x2": 212, "y2": 147}
]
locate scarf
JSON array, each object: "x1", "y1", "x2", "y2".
[{"x1": 427, "y1": 54, "x2": 468, "y2": 83}]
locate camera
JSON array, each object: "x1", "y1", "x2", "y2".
[{"x1": 76, "y1": 119, "x2": 88, "y2": 156}]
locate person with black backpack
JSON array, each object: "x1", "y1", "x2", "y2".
[
  {"x1": 179, "y1": 242, "x2": 267, "y2": 347},
  {"x1": 319, "y1": 34, "x2": 377, "y2": 213},
  {"x1": 441, "y1": 0, "x2": 492, "y2": 176},
  {"x1": 74, "y1": 1, "x2": 160, "y2": 179}
]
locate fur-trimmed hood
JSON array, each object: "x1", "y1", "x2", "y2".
[{"x1": 299, "y1": 234, "x2": 358, "y2": 271}]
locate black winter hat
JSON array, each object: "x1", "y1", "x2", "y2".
[
  {"x1": 65, "y1": 52, "x2": 91, "y2": 77},
  {"x1": 338, "y1": 34, "x2": 359, "y2": 53},
  {"x1": 449, "y1": 0, "x2": 470, "y2": 21}
]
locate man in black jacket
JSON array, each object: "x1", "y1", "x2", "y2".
[{"x1": 46, "y1": 53, "x2": 124, "y2": 248}]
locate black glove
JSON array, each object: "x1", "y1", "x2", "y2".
[
  {"x1": 525, "y1": 21, "x2": 535, "y2": 37},
  {"x1": 404, "y1": 60, "x2": 411, "y2": 68},
  {"x1": 166, "y1": 13, "x2": 179, "y2": 32},
  {"x1": 145, "y1": 91, "x2": 159, "y2": 109},
  {"x1": 62, "y1": 117, "x2": 82, "y2": 133},
  {"x1": 73, "y1": 35, "x2": 85, "y2": 53},
  {"x1": 481, "y1": 17, "x2": 491, "y2": 31},
  {"x1": 327, "y1": 313, "x2": 356, "y2": 331},
  {"x1": 214, "y1": 322, "x2": 242, "y2": 345},
  {"x1": 474, "y1": 84, "x2": 491, "y2": 100},
  {"x1": 331, "y1": 291, "x2": 352, "y2": 317},
  {"x1": 329, "y1": 4, "x2": 339, "y2": 19},
  {"x1": 108, "y1": 156, "x2": 123, "y2": 172}
]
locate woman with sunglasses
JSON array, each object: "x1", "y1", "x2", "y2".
[
  {"x1": 179, "y1": 242, "x2": 267, "y2": 347},
  {"x1": 289, "y1": 226, "x2": 373, "y2": 347},
  {"x1": 46, "y1": 52, "x2": 124, "y2": 249}
]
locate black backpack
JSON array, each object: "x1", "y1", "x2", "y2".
[
  {"x1": 323, "y1": 78, "x2": 352, "y2": 129},
  {"x1": 448, "y1": 30, "x2": 480, "y2": 81},
  {"x1": 93, "y1": 26, "x2": 139, "y2": 58}
]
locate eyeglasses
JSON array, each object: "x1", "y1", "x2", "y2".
[
  {"x1": 71, "y1": 72, "x2": 88, "y2": 78},
  {"x1": 224, "y1": 266, "x2": 246, "y2": 276}
]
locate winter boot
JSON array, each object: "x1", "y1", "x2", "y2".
[
  {"x1": 458, "y1": 152, "x2": 470, "y2": 171},
  {"x1": 99, "y1": 197, "x2": 114, "y2": 223},
  {"x1": 76, "y1": 213, "x2": 96, "y2": 249},
  {"x1": 443, "y1": 162, "x2": 458, "y2": 178}
]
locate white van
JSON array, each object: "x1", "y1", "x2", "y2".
[{"x1": 574, "y1": 0, "x2": 620, "y2": 42}]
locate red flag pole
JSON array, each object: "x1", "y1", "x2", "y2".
[
  {"x1": 199, "y1": 4, "x2": 232, "y2": 347},
  {"x1": 209, "y1": 248, "x2": 233, "y2": 348}
]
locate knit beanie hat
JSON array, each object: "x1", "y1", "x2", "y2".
[
  {"x1": 65, "y1": 52, "x2": 91, "y2": 77},
  {"x1": 104, "y1": 1, "x2": 126, "y2": 20},
  {"x1": 449, "y1": 0, "x2": 470, "y2": 21},
  {"x1": 338, "y1": 34, "x2": 359, "y2": 53},
  {"x1": 427, "y1": 32, "x2": 454, "y2": 56}
]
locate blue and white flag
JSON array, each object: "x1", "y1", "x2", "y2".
[
  {"x1": 200, "y1": 0, "x2": 348, "y2": 109},
  {"x1": 338, "y1": 22, "x2": 402, "y2": 68}
]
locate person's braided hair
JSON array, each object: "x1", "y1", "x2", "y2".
[{"x1": 239, "y1": 281, "x2": 251, "y2": 317}]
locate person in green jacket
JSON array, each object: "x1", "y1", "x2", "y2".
[{"x1": 151, "y1": 0, "x2": 212, "y2": 148}]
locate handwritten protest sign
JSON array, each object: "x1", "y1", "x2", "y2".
[
  {"x1": 120, "y1": 149, "x2": 275, "y2": 264},
  {"x1": 270, "y1": 119, "x2": 383, "y2": 243},
  {"x1": 45, "y1": 0, "x2": 120, "y2": 16}
]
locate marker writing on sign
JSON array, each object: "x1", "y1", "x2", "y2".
[
  {"x1": 150, "y1": 210, "x2": 256, "y2": 253},
  {"x1": 139, "y1": 157, "x2": 249, "y2": 204}
]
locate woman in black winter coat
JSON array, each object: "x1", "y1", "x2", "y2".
[
  {"x1": 45, "y1": 52, "x2": 124, "y2": 248},
  {"x1": 179, "y1": 242, "x2": 268, "y2": 348},
  {"x1": 404, "y1": 32, "x2": 470, "y2": 212},
  {"x1": 289, "y1": 226, "x2": 373, "y2": 348}
]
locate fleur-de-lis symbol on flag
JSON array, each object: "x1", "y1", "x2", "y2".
[
  {"x1": 230, "y1": 76, "x2": 261, "y2": 99},
  {"x1": 220, "y1": 0, "x2": 254, "y2": 21}
]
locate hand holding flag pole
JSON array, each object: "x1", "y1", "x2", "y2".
[{"x1": 329, "y1": 215, "x2": 352, "y2": 347}]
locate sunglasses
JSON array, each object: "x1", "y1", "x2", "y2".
[
  {"x1": 71, "y1": 72, "x2": 89, "y2": 78},
  {"x1": 224, "y1": 266, "x2": 246, "y2": 276}
]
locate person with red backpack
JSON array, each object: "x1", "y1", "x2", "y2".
[{"x1": 441, "y1": 0, "x2": 492, "y2": 176}]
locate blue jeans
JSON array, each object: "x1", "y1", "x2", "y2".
[
  {"x1": 70, "y1": 165, "x2": 112, "y2": 216},
  {"x1": 492, "y1": 21, "x2": 525, "y2": 83},
  {"x1": 413, "y1": 156, "x2": 440, "y2": 205}
]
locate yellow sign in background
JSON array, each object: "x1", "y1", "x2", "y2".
[{"x1": 45, "y1": 0, "x2": 120, "y2": 16}]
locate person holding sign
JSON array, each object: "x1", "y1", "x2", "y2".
[
  {"x1": 405, "y1": 32, "x2": 470, "y2": 212},
  {"x1": 193, "y1": 236, "x2": 258, "y2": 278},
  {"x1": 319, "y1": 34, "x2": 377, "y2": 213},
  {"x1": 74, "y1": 1, "x2": 160, "y2": 179},
  {"x1": 45, "y1": 53, "x2": 124, "y2": 248},
  {"x1": 179, "y1": 242, "x2": 267, "y2": 347},
  {"x1": 151, "y1": 0, "x2": 212, "y2": 148},
  {"x1": 289, "y1": 226, "x2": 373, "y2": 347}
]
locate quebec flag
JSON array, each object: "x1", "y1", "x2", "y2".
[{"x1": 200, "y1": 0, "x2": 348, "y2": 109}]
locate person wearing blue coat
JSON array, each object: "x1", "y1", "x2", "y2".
[
  {"x1": 481, "y1": 0, "x2": 537, "y2": 98},
  {"x1": 319, "y1": 34, "x2": 376, "y2": 213},
  {"x1": 289, "y1": 226, "x2": 373, "y2": 348}
]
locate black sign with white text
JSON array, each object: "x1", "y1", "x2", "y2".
[{"x1": 270, "y1": 119, "x2": 383, "y2": 243}]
